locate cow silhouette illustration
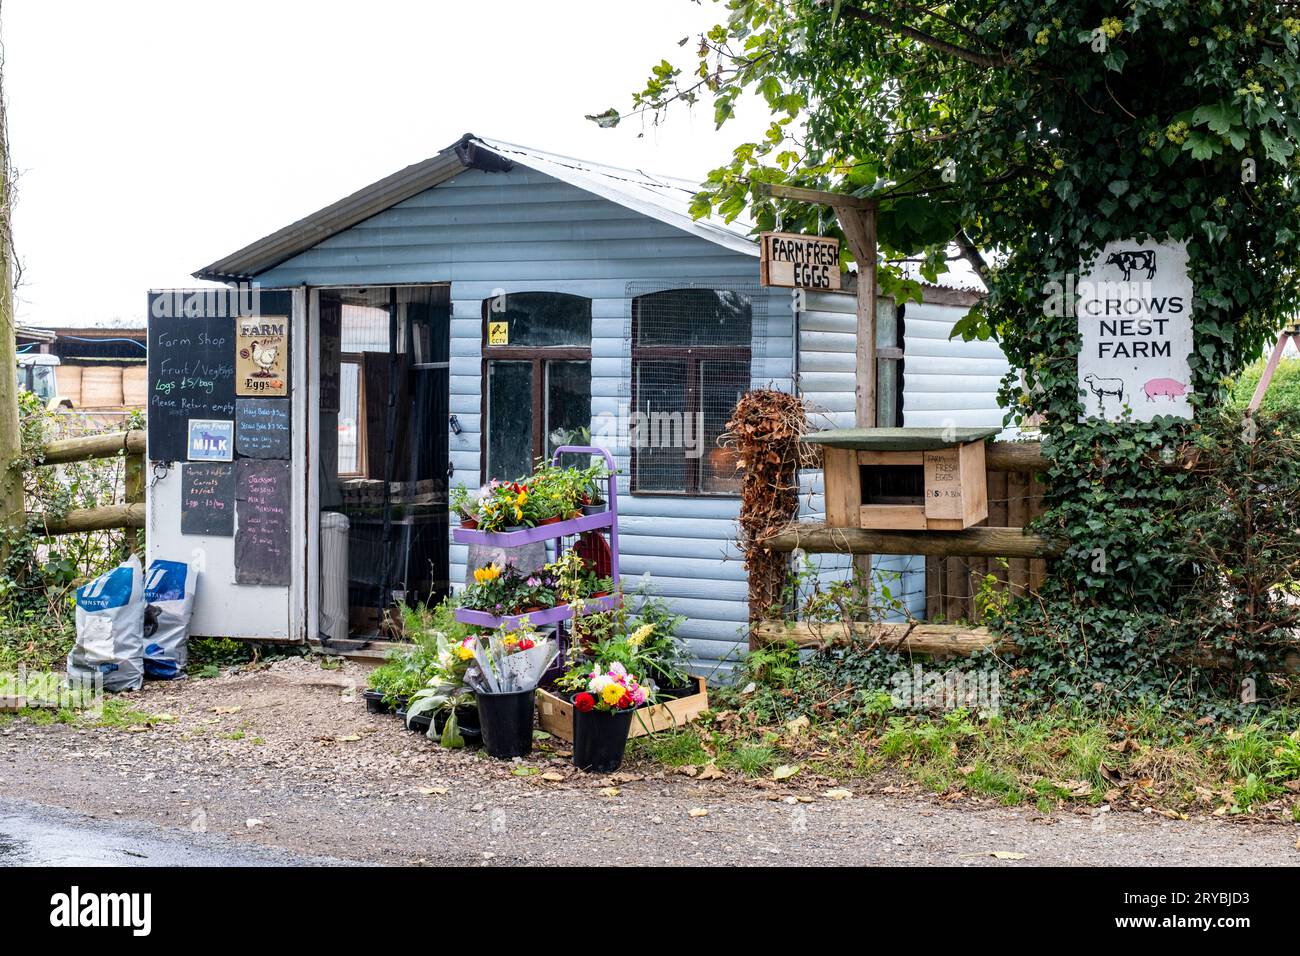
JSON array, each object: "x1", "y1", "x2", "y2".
[
  {"x1": 1105, "y1": 249, "x2": 1156, "y2": 281},
  {"x1": 1142, "y1": 378, "x2": 1187, "y2": 401},
  {"x1": 1083, "y1": 372, "x2": 1125, "y2": 406}
]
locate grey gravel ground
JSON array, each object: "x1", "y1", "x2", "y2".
[{"x1": 1, "y1": 658, "x2": 1296, "y2": 866}]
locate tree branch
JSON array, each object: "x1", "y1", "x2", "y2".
[
  {"x1": 839, "y1": 5, "x2": 1007, "y2": 69},
  {"x1": 954, "y1": 229, "x2": 991, "y2": 284}
]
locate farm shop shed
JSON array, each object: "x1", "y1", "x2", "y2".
[{"x1": 151, "y1": 133, "x2": 1006, "y2": 667}]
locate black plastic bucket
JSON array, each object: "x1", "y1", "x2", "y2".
[
  {"x1": 572, "y1": 700, "x2": 635, "y2": 773},
  {"x1": 475, "y1": 689, "x2": 536, "y2": 759}
]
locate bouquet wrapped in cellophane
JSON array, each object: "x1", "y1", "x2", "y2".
[{"x1": 466, "y1": 618, "x2": 557, "y2": 694}]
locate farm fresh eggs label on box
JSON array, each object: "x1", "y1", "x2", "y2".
[{"x1": 1076, "y1": 239, "x2": 1193, "y2": 422}]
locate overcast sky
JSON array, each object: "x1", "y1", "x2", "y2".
[{"x1": 5, "y1": 0, "x2": 767, "y2": 327}]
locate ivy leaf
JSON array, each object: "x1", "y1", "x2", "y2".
[{"x1": 1260, "y1": 128, "x2": 1294, "y2": 165}]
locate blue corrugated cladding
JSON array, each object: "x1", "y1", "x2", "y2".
[{"x1": 255, "y1": 165, "x2": 791, "y2": 672}]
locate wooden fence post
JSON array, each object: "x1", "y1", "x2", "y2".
[{"x1": 0, "y1": 62, "x2": 22, "y2": 564}]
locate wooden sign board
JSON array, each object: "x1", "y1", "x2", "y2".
[
  {"x1": 181, "y1": 463, "x2": 236, "y2": 537},
  {"x1": 145, "y1": 313, "x2": 237, "y2": 462},
  {"x1": 1077, "y1": 239, "x2": 1193, "y2": 422},
  {"x1": 759, "y1": 232, "x2": 841, "y2": 291},
  {"x1": 235, "y1": 459, "x2": 292, "y2": 585},
  {"x1": 235, "y1": 399, "x2": 292, "y2": 460},
  {"x1": 236, "y1": 315, "x2": 289, "y2": 397}
]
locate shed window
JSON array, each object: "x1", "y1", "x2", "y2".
[
  {"x1": 482, "y1": 293, "x2": 592, "y2": 482},
  {"x1": 631, "y1": 289, "x2": 751, "y2": 495}
]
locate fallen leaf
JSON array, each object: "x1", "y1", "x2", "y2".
[
  {"x1": 600, "y1": 787, "x2": 620, "y2": 797},
  {"x1": 148, "y1": 713, "x2": 178, "y2": 723},
  {"x1": 1135, "y1": 777, "x2": 1155, "y2": 789},
  {"x1": 697, "y1": 764, "x2": 725, "y2": 780},
  {"x1": 417, "y1": 786, "x2": 448, "y2": 796},
  {"x1": 214, "y1": 706, "x2": 242, "y2": 715},
  {"x1": 823, "y1": 788, "x2": 854, "y2": 800},
  {"x1": 335, "y1": 734, "x2": 361, "y2": 742},
  {"x1": 688, "y1": 808, "x2": 709, "y2": 818},
  {"x1": 125, "y1": 725, "x2": 150, "y2": 733},
  {"x1": 245, "y1": 819, "x2": 263, "y2": 829},
  {"x1": 772, "y1": 764, "x2": 801, "y2": 781},
  {"x1": 541, "y1": 771, "x2": 566, "y2": 782},
  {"x1": 785, "y1": 715, "x2": 810, "y2": 735},
  {"x1": 989, "y1": 851, "x2": 1026, "y2": 860},
  {"x1": 511, "y1": 767, "x2": 538, "y2": 777},
  {"x1": 1099, "y1": 763, "x2": 1124, "y2": 785}
]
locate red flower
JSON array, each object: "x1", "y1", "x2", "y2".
[
  {"x1": 574, "y1": 693, "x2": 595, "y2": 713},
  {"x1": 618, "y1": 691, "x2": 634, "y2": 710},
  {"x1": 518, "y1": 637, "x2": 535, "y2": 651}
]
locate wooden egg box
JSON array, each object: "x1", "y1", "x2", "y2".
[{"x1": 807, "y1": 427, "x2": 999, "y2": 531}]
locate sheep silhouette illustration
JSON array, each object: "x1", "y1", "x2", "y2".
[{"x1": 1083, "y1": 372, "x2": 1124, "y2": 407}]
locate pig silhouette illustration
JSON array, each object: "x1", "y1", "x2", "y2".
[{"x1": 1142, "y1": 378, "x2": 1188, "y2": 401}]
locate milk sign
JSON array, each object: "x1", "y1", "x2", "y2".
[{"x1": 1075, "y1": 239, "x2": 1193, "y2": 422}]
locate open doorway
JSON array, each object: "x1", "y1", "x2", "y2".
[{"x1": 316, "y1": 285, "x2": 450, "y2": 643}]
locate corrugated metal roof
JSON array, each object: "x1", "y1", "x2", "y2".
[{"x1": 195, "y1": 133, "x2": 757, "y2": 281}]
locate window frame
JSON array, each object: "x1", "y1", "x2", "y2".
[
  {"x1": 479, "y1": 297, "x2": 592, "y2": 484},
  {"x1": 629, "y1": 292, "x2": 753, "y2": 497},
  {"x1": 336, "y1": 351, "x2": 367, "y2": 479}
]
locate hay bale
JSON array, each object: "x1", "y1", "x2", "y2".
[
  {"x1": 79, "y1": 366, "x2": 124, "y2": 407},
  {"x1": 122, "y1": 365, "x2": 148, "y2": 406}
]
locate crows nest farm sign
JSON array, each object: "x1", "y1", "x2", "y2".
[
  {"x1": 759, "y1": 232, "x2": 841, "y2": 291},
  {"x1": 1073, "y1": 239, "x2": 1194, "y2": 422}
]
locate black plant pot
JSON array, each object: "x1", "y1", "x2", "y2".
[
  {"x1": 572, "y1": 700, "x2": 635, "y2": 773},
  {"x1": 363, "y1": 690, "x2": 387, "y2": 714},
  {"x1": 581, "y1": 500, "x2": 608, "y2": 516},
  {"x1": 435, "y1": 705, "x2": 483, "y2": 746},
  {"x1": 655, "y1": 679, "x2": 698, "y2": 700},
  {"x1": 475, "y1": 689, "x2": 536, "y2": 759}
]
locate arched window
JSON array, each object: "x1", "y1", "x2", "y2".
[
  {"x1": 481, "y1": 292, "x2": 592, "y2": 481},
  {"x1": 630, "y1": 289, "x2": 752, "y2": 495}
]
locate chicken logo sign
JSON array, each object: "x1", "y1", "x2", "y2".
[
  {"x1": 1076, "y1": 239, "x2": 1193, "y2": 422},
  {"x1": 236, "y1": 316, "x2": 289, "y2": 397}
]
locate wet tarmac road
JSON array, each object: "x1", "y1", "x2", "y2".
[{"x1": 0, "y1": 797, "x2": 350, "y2": 867}]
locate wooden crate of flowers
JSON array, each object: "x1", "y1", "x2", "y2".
[{"x1": 536, "y1": 676, "x2": 708, "y2": 742}]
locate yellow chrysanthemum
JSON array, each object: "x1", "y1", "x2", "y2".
[
  {"x1": 601, "y1": 684, "x2": 625, "y2": 707},
  {"x1": 474, "y1": 563, "x2": 502, "y2": 583},
  {"x1": 455, "y1": 646, "x2": 474, "y2": 661}
]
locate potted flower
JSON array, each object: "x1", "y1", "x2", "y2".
[
  {"x1": 578, "y1": 461, "x2": 611, "y2": 515},
  {"x1": 450, "y1": 485, "x2": 479, "y2": 528},
  {"x1": 477, "y1": 480, "x2": 534, "y2": 532},
  {"x1": 403, "y1": 630, "x2": 482, "y2": 747},
  {"x1": 570, "y1": 661, "x2": 653, "y2": 773},
  {"x1": 464, "y1": 619, "x2": 557, "y2": 759}
]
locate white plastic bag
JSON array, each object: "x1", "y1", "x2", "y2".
[
  {"x1": 68, "y1": 555, "x2": 146, "y2": 692},
  {"x1": 143, "y1": 559, "x2": 198, "y2": 680}
]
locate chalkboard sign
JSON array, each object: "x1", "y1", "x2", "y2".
[
  {"x1": 180, "y1": 463, "x2": 236, "y2": 537},
  {"x1": 146, "y1": 308, "x2": 237, "y2": 463},
  {"x1": 235, "y1": 459, "x2": 292, "y2": 586},
  {"x1": 235, "y1": 399, "x2": 291, "y2": 459}
]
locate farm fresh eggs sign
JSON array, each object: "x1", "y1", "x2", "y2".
[{"x1": 1075, "y1": 239, "x2": 1193, "y2": 422}]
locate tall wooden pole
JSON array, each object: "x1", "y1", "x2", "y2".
[
  {"x1": 0, "y1": 9, "x2": 24, "y2": 564},
  {"x1": 834, "y1": 203, "x2": 879, "y2": 592}
]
